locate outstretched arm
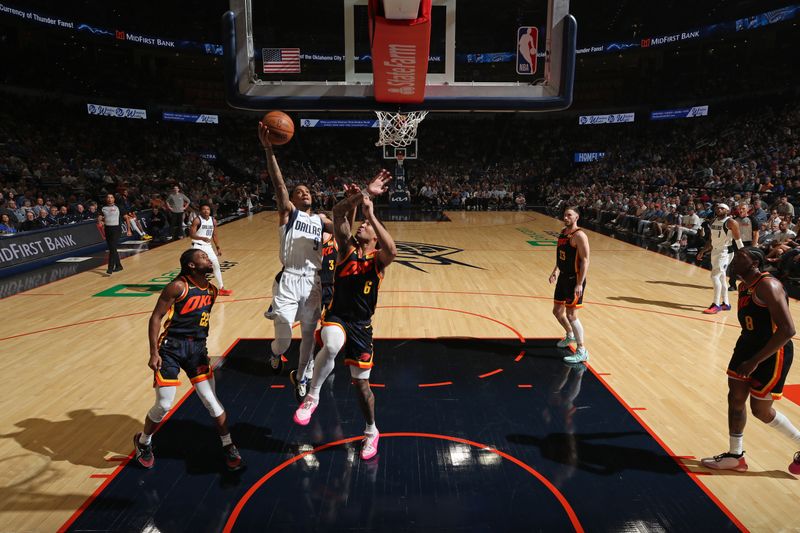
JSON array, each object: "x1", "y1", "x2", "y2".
[
  {"x1": 258, "y1": 121, "x2": 293, "y2": 225},
  {"x1": 362, "y1": 195, "x2": 397, "y2": 268},
  {"x1": 332, "y1": 185, "x2": 363, "y2": 258}
]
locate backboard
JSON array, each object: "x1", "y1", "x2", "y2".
[{"x1": 223, "y1": 0, "x2": 576, "y2": 112}]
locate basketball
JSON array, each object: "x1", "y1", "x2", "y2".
[{"x1": 262, "y1": 111, "x2": 294, "y2": 145}]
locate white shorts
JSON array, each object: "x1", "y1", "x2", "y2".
[
  {"x1": 270, "y1": 270, "x2": 321, "y2": 325},
  {"x1": 192, "y1": 241, "x2": 219, "y2": 265},
  {"x1": 710, "y1": 250, "x2": 730, "y2": 275}
]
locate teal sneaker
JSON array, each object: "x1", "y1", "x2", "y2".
[
  {"x1": 556, "y1": 335, "x2": 576, "y2": 348},
  {"x1": 563, "y1": 347, "x2": 588, "y2": 364}
]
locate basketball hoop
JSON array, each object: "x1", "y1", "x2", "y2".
[{"x1": 375, "y1": 110, "x2": 428, "y2": 147}]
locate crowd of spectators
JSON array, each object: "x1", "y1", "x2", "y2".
[
  {"x1": 3, "y1": 92, "x2": 800, "y2": 288},
  {"x1": 544, "y1": 98, "x2": 800, "y2": 282}
]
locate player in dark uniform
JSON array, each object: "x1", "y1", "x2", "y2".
[
  {"x1": 549, "y1": 207, "x2": 591, "y2": 363},
  {"x1": 702, "y1": 247, "x2": 800, "y2": 474},
  {"x1": 293, "y1": 170, "x2": 395, "y2": 461},
  {"x1": 728, "y1": 203, "x2": 760, "y2": 291},
  {"x1": 289, "y1": 231, "x2": 338, "y2": 402},
  {"x1": 132, "y1": 248, "x2": 243, "y2": 471}
]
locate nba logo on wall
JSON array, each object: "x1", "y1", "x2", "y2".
[{"x1": 516, "y1": 26, "x2": 538, "y2": 75}]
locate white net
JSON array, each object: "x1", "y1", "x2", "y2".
[{"x1": 374, "y1": 110, "x2": 428, "y2": 147}]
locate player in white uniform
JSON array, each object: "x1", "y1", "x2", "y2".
[
  {"x1": 190, "y1": 203, "x2": 233, "y2": 296},
  {"x1": 258, "y1": 121, "x2": 334, "y2": 379},
  {"x1": 697, "y1": 203, "x2": 742, "y2": 314}
]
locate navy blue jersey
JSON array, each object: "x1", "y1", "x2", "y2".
[
  {"x1": 160, "y1": 276, "x2": 217, "y2": 340},
  {"x1": 326, "y1": 246, "x2": 382, "y2": 321},
  {"x1": 320, "y1": 235, "x2": 338, "y2": 287},
  {"x1": 737, "y1": 273, "x2": 780, "y2": 338},
  {"x1": 556, "y1": 228, "x2": 582, "y2": 276}
]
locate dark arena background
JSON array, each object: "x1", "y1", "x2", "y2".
[{"x1": 1, "y1": 1, "x2": 799, "y2": 532}]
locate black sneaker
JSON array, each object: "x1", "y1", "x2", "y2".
[
  {"x1": 268, "y1": 354, "x2": 284, "y2": 374},
  {"x1": 224, "y1": 444, "x2": 244, "y2": 471},
  {"x1": 289, "y1": 369, "x2": 308, "y2": 404},
  {"x1": 133, "y1": 432, "x2": 154, "y2": 469}
]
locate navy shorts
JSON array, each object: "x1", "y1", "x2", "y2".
[
  {"x1": 319, "y1": 315, "x2": 374, "y2": 370},
  {"x1": 155, "y1": 336, "x2": 213, "y2": 387},
  {"x1": 727, "y1": 337, "x2": 794, "y2": 399},
  {"x1": 554, "y1": 274, "x2": 586, "y2": 308}
]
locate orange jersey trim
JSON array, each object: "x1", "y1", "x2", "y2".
[
  {"x1": 344, "y1": 358, "x2": 374, "y2": 369},
  {"x1": 154, "y1": 371, "x2": 181, "y2": 388}
]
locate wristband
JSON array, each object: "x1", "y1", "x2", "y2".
[{"x1": 735, "y1": 238, "x2": 744, "y2": 249}]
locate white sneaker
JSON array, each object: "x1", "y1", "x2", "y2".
[
  {"x1": 563, "y1": 347, "x2": 588, "y2": 364},
  {"x1": 701, "y1": 452, "x2": 748, "y2": 472},
  {"x1": 556, "y1": 335, "x2": 576, "y2": 348}
]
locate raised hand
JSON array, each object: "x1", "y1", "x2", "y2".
[
  {"x1": 366, "y1": 169, "x2": 392, "y2": 197},
  {"x1": 258, "y1": 121, "x2": 272, "y2": 148},
  {"x1": 362, "y1": 194, "x2": 375, "y2": 218},
  {"x1": 344, "y1": 183, "x2": 362, "y2": 197}
]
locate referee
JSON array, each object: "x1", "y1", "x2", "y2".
[{"x1": 101, "y1": 193, "x2": 128, "y2": 274}]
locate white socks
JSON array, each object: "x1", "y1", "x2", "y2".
[
  {"x1": 139, "y1": 432, "x2": 152, "y2": 445},
  {"x1": 220, "y1": 433, "x2": 233, "y2": 447},
  {"x1": 729, "y1": 433, "x2": 744, "y2": 455},
  {"x1": 570, "y1": 318, "x2": 584, "y2": 346},
  {"x1": 768, "y1": 411, "x2": 800, "y2": 443},
  {"x1": 365, "y1": 423, "x2": 378, "y2": 436}
]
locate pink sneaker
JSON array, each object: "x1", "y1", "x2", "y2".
[
  {"x1": 361, "y1": 432, "x2": 380, "y2": 460},
  {"x1": 790, "y1": 451, "x2": 800, "y2": 475},
  {"x1": 701, "y1": 452, "x2": 748, "y2": 472},
  {"x1": 702, "y1": 304, "x2": 721, "y2": 315},
  {"x1": 293, "y1": 397, "x2": 318, "y2": 426}
]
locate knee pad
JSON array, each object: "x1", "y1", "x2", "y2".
[
  {"x1": 195, "y1": 379, "x2": 225, "y2": 418},
  {"x1": 147, "y1": 386, "x2": 177, "y2": 423}
]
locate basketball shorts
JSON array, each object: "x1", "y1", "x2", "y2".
[
  {"x1": 269, "y1": 270, "x2": 321, "y2": 325},
  {"x1": 710, "y1": 250, "x2": 730, "y2": 276},
  {"x1": 319, "y1": 315, "x2": 374, "y2": 379},
  {"x1": 727, "y1": 337, "x2": 794, "y2": 399},
  {"x1": 321, "y1": 283, "x2": 334, "y2": 310},
  {"x1": 155, "y1": 336, "x2": 213, "y2": 387},
  {"x1": 191, "y1": 241, "x2": 218, "y2": 266},
  {"x1": 554, "y1": 274, "x2": 586, "y2": 308}
]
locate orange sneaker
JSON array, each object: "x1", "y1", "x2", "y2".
[{"x1": 218, "y1": 288, "x2": 233, "y2": 296}]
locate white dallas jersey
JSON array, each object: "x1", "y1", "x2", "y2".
[
  {"x1": 192, "y1": 215, "x2": 215, "y2": 245},
  {"x1": 710, "y1": 216, "x2": 732, "y2": 253},
  {"x1": 279, "y1": 209, "x2": 323, "y2": 274}
]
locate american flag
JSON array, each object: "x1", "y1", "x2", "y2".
[{"x1": 262, "y1": 48, "x2": 301, "y2": 73}]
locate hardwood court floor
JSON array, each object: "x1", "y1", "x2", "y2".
[{"x1": 1, "y1": 211, "x2": 799, "y2": 532}]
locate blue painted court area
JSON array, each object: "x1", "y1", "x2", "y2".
[{"x1": 65, "y1": 338, "x2": 739, "y2": 532}]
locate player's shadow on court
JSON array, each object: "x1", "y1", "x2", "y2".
[
  {"x1": 0, "y1": 409, "x2": 140, "y2": 469},
  {"x1": 645, "y1": 280, "x2": 711, "y2": 291},
  {"x1": 679, "y1": 458, "x2": 796, "y2": 479},
  {"x1": 607, "y1": 295, "x2": 707, "y2": 311},
  {"x1": 148, "y1": 419, "x2": 288, "y2": 475},
  {"x1": 507, "y1": 432, "x2": 683, "y2": 475}
]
